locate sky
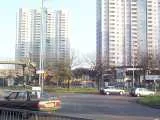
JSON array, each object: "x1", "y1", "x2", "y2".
[{"x1": 0, "y1": 0, "x2": 96, "y2": 60}]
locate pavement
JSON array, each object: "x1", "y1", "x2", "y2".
[{"x1": 56, "y1": 94, "x2": 160, "y2": 120}]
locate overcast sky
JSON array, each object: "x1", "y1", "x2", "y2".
[{"x1": 0, "y1": 0, "x2": 96, "y2": 60}]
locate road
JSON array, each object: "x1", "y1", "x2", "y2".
[{"x1": 57, "y1": 94, "x2": 160, "y2": 120}]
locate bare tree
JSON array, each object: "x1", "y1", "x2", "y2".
[
  {"x1": 139, "y1": 55, "x2": 159, "y2": 81},
  {"x1": 45, "y1": 49, "x2": 77, "y2": 88}
]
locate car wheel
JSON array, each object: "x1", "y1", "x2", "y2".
[
  {"x1": 150, "y1": 93, "x2": 154, "y2": 96},
  {"x1": 137, "y1": 94, "x2": 140, "y2": 97},
  {"x1": 21, "y1": 112, "x2": 32, "y2": 119},
  {"x1": 120, "y1": 91, "x2": 123, "y2": 95},
  {"x1": 106, "y1": 91, "x2": 110, "y2": 95}
]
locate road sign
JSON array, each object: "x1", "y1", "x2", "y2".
[
  {"x1": 145, "y1": 75, "x2": 160, "y2": 81},
  {"x1": 32, "y1": 86, "x2": 41, "y2": 91},
  {"x1": 36, "y1": 70, "x2": 45, "y2": 74}
]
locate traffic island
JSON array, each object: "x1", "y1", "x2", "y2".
[{"x1": 137, "y1": 96, "x2": 160, "y2": 109}]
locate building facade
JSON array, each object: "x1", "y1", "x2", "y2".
[
  {"x1": 15, "y1": 8, "x2": 70, "y2": 69},
  {"x1": 96, "y1": 0, "x2": 102, "y2": 67},
  {"x1": 96, "y1": 0, "x2": 160, "y2": 68},
  {"x1": 147, "y1": 0, "x2": 160, "y2": 68}
]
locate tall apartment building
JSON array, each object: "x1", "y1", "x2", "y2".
[
  {"x1": 96, "y1": 0, "x2": 160, "y2": 68},
  {"x1": 15, "y1": 8, "x2": 70, "y2": 69},
  {"x1": 147, "y1": 0, "x2": 160, "y2": 68},
  {"x1": 97, "y1": 0, "x2": 129, "y2": 67},
  {"x1": 96, "y1": 0, "x2": 102, "y2": 67}
]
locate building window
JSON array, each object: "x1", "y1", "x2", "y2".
[
  {"x1": 110, "y1": 11, "x2": 115, "y2": 13},
  {"x1": 148, "y1": 21, "x2": 152, "y2": 23},
  {"x1": 132, "y1": 8, "x2": 137, "y2": 10},
  {"x1": 110, "y1": 3, "x2": 115, "y2": 5}
]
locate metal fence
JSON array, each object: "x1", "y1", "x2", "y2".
[{"x1": 0, "y1": 107, "x2": 92, "y2": 120}]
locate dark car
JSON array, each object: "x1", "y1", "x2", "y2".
[{"x1": 0, "y1": 90, "x2": 61, "y2": 112}]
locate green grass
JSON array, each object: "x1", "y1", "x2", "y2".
[
  {"x1": 2, "y1": 86, "x2": 32, "y2": 91},
  {"x1": 139, "y1": 96, "x2": 160, "y2": 106},
  {"x1": 1, "y1": 86, "x2": 98, "y2": 94},
  {"x1": 44, "y1": 87, "x2": 98, "y2": 94},
  {"x1": 156, "y1": 91, "x2": 160, "y2": 96}
]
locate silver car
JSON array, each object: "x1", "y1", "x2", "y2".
[
  {"x1": 101, "y1": 86, "x2": 125, "y2": 95},
  {"x1": 130, "y1": 88, "x2": 155, "y2": 97}
]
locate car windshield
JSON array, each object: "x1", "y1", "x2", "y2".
[
  {"x1": 105, "y1": 86, "x2": 115, "y2": 89},
  {"x1": 41, "y1": 92, "x2": 51, "y2": 98},
  {"x1": 30, "y1": 91, "x2": 57, "y2": 100},
  {"x1": 0, "y1": 0, "x2": 160, "y2": 120},
  {"x1": 143, "y1": 88, "x2": 149, "y2": 91}
]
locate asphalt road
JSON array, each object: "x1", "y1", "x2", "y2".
[{"x1": 57, "y1": 94, "x2": 160, "y2": 120}]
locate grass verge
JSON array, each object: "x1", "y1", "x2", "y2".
[
  {"x1": 138, "y1": 96, "x2": 160, "y2": 109},
  {"x1": 44, "y1": 87, "x2": 98, "y2": 94},
  {"x1": 1, "y1": 86, "x2": 99, "y2": 94}
]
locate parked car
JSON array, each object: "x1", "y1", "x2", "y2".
[
  {"x1": 1, "y1": 89, "x2": 12, "y2": 97},
  {"x1": 0, "y1": 90, "x2": 61, "y2": 112},
  {"x1": 100, "y1": 86, "x2": 125, "y2": 95},
  {"x1": 130, "y1": 88, "x2": 155, "y2": 97}
]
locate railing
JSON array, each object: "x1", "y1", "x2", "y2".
[{"x1": 0, "y1": 107, "x2": 92, "y2": 120}]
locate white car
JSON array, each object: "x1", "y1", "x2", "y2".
[
  {"x1": 102, "y1": 86, "x2": 125, "y2": 95},
  {"x1": 130, "y1": 88, "x2": 155, "y2": 97}
]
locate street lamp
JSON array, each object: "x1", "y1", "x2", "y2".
[
  {"x1": 39, "y1": 0, "x2": 46, "y2": 93},
  {"x1": 132, "y1": 63, "x2": 135, "y2": 88},
  {"x1": 132, "y1": 49, "x2": 135, "y2": 88}
]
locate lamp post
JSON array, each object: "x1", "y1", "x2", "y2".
[
  {"x1": 132, "y1": 48, "x2": 135, "y2": 88},
  {"x1": 132, "y1": 63, "x2": 135, "y2": 88},
  {"x1": 39, "y1": 0, "x2": 46, "y2": 93}
]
